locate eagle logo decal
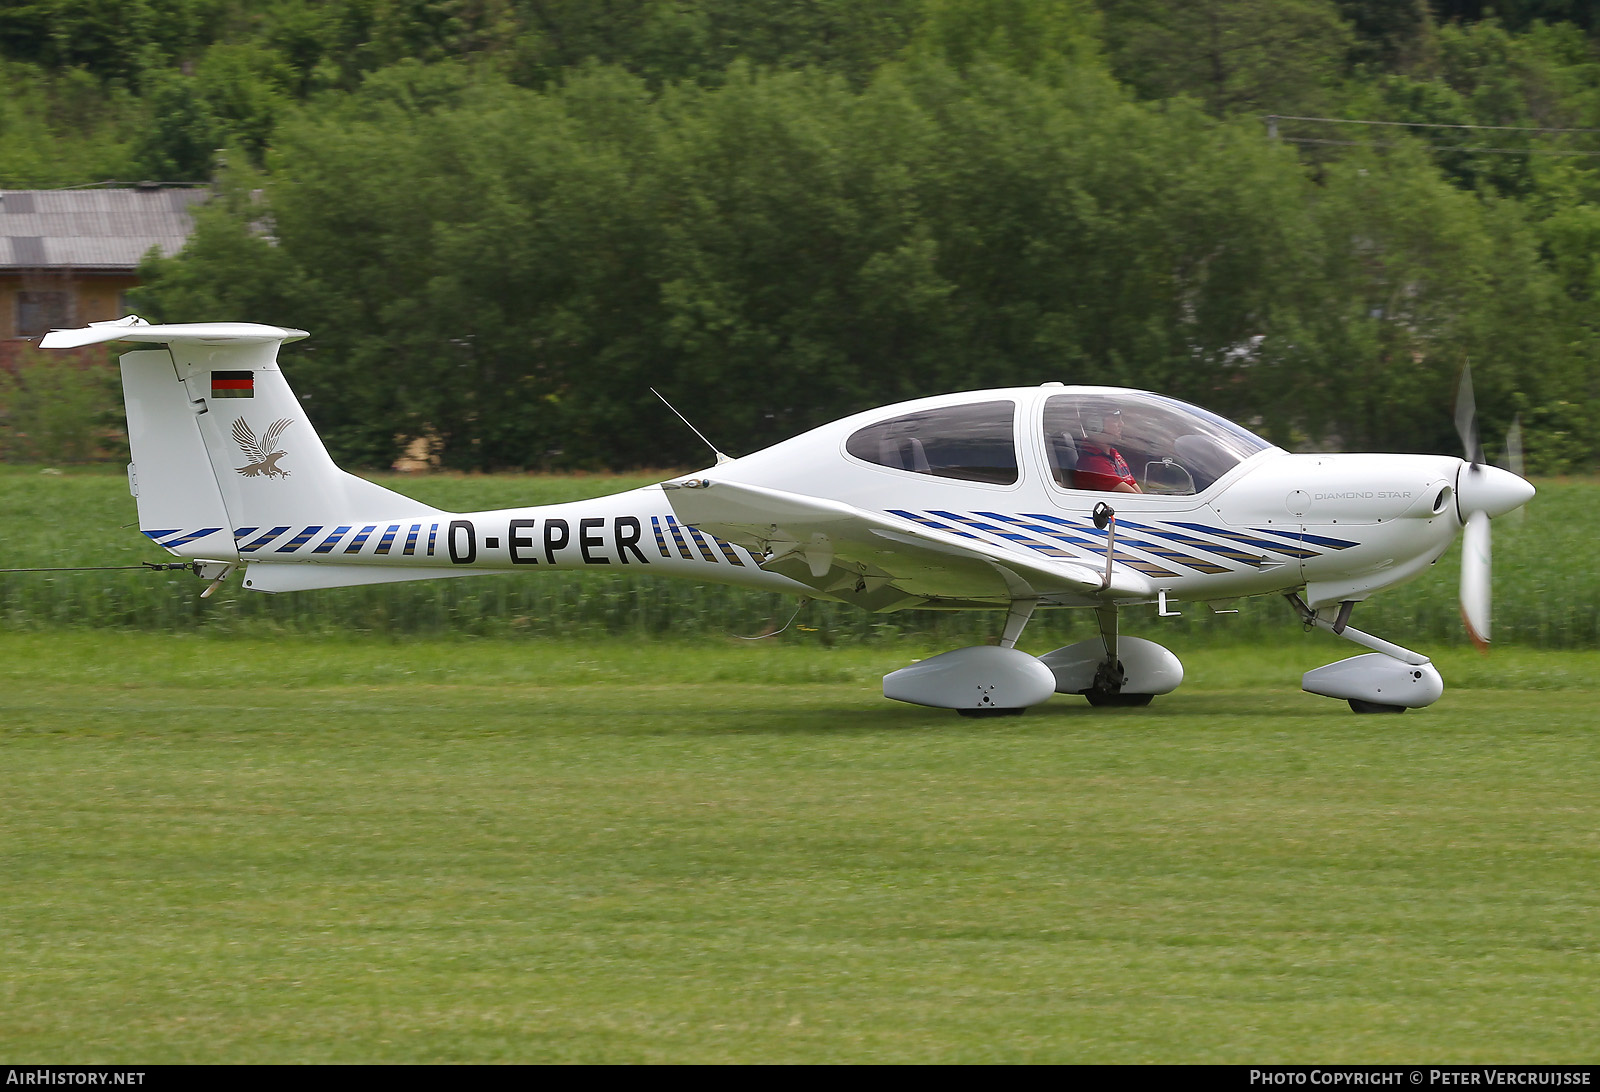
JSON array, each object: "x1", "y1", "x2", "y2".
[{"x1": 232, "y1": 417, "x2": 293, "y2": 478}]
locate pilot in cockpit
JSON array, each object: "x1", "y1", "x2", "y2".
[{"x1": 1075, "y1": 405, "x2": 1142, "y2": 493}]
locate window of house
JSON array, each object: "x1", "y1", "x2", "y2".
[{"x1": 17, "y1": 292, "x2": 72, "y2": 337}]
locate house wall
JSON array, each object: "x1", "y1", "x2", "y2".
[{"x1": 0, "y1": 272, "x2": 141, "y2": 339}]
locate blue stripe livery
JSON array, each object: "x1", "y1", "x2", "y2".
[
  {"x1": 146, "y1": 528, "x2": 223, "y2": 548},
  {"x1": 885, "y1": 509, "x2": 1357, "y2": 576},
  {"x1": 313, "y1": 526, "x2": 352, "y2": 554},
  {"x1": 239, "y1": 526, "x2": 290, "y2": 552},
  {"x1": 276, "y1": 526, "x2": 324, "y2": 552},
  {"x1": 344, "y1": 525, "x2": 377, "y2": 554},
  {"x1": 1167, "y1": 522, "x2": 1312, "y2": 560},
  {"x1": 664, "y1": 516, "x2": 695, "y2": 559},
  {"x1": 684, "y1": 524, "x2": 720, "y2": 563}
]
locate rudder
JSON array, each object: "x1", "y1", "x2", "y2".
[{"x1": 120, "y1": 347, "x2": 239, "y2": 559}]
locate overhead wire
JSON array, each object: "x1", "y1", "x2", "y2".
[
  {"x1": 0, "y1": 562, "x2": 198, "y2": 573},
  {"x1": 1266, "y1": 114, "x2": 1600, "y2": 134},
  {"x1": 1276, "y1": 136, "x2": 1600, "y2": 157},
  {"x1": 1263, "y1": 114, "x2": 1600, "y2": 157}
]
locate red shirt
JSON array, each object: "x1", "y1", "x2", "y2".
[{"x1": 1075, "y1": 442, "x2": 1137, "y2": 491}]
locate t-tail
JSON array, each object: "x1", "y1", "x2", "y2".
[{"x1": 42, "y1": 318, "x2": 789, "y2": 594}]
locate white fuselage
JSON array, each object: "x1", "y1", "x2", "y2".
[{"x1": 229, "y1": 385, "x2": 1470, "y2": 614}]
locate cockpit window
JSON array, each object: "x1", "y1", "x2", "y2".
[
  {"x1": 846, "y1": 400, "x2": 1018, "y2": 485},
  {"x1": 1043, "y1": 392, "x2": 1273, "y2": 495}
]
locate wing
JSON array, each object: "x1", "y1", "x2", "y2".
[
  {"x1": 231, "y1": 417, "x2": 267, "y2": 462},
  {"x1": 663, "y1": 478, "x2": 1152, "y2": 611},
  {"x1": 260, "y1": 418, "x2": 293, "y2": 450}
]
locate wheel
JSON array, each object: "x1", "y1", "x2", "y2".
[
  {"x1": 1084, "y1": 690, "x2": 1154, "y2": 708},
  {"x1": 958, "y1": 707, "x2": 1027, "y2": 718},
  {"x1": 1348, "y1": 699, "x2": 1406, "y2": 715}
]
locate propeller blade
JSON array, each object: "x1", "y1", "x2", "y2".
[
  {"x1": 1501, "y1": 414, "x2": 1526, "y2": 525},
  {"x1": 1460, "y1": 509, "x2": 1491, "y2": 652},
  {"x1": 1454, "y1": 364, "x2": 1481, "y2": 465},
  {"x1": 1504, "y1": 414, "x2": 1524, "y2": 478}
]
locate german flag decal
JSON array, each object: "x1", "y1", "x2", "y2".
[{"x1": 211, "y1": 370, "x2": 253, "y2": 398}]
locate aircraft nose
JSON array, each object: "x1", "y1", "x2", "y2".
[{"x1": 1456, "y1": 462, "x2": 1536, "y2": 521}]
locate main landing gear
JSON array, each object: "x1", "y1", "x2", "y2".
[
  {"x1": 881, "y1": 600, "x2": 1184, "y2": 716},
  {"x1": 1286, "y1": 594, "x2": 1444, "y2": 714},
  {"x1": 1039, "y1": 605, "x2": 1182, "y2": 709},
  {"x1": 1086, "y1": 690, "x2": 1154, "y2": 708}
]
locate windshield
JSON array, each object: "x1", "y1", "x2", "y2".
[{"x1": 1042, "y1": 392, "x2": 1273, "y2": 495}]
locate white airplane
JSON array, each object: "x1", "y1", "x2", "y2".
[{"x1": 43, "y1": 317, "x2": 1535, "y2": 716}]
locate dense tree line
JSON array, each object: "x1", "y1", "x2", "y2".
[{"x1": 2, "y1": 2, "x2": 1598, "y2": 471}]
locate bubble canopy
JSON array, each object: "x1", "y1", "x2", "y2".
[
  {"x1": 843, "y1": 390, "x2": 1275, "y2": 494},
  {"x1": 1042, "y1": 391, "x2": 1275, "y2": 494}
]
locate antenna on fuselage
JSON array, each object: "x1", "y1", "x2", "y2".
[{"x1": 651, "y1": 387, "x2": 733, "y2": 465}]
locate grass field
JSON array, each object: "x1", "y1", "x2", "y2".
[
  {"x1": 3, "y1": 632, "x2": 1597, "y2": 1063},
  {"x1": 3, "y1": 466, "x2": 1596, "y2": 1061}
]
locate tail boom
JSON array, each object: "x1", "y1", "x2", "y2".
[{"x1": 233, "y1": 486, "x2": 797, "y2": 593}]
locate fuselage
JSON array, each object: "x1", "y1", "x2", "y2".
[{"x1": 224, "y1": 384, "x2": 1500, "y2": 614}]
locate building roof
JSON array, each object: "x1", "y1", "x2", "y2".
[{"x1": 0, "y1": 187, "x2": 208, "y2": 272}]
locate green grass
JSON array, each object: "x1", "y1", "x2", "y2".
[
  {"x1": 2, "y1": 632, "x2": 1597, "y2": 1062},
  {"x1": 1, "y1": 464, "x2": 1597, "y2": 647}
]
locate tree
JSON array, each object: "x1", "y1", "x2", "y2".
[
  {"x1": 129, "y1": 71, "x2": 224, "y2": 181},
  {"x1": 1100, "y1": 0, "x2": 1354, "y2": 117},
  {"x1": 911, "y1": 0, "x2": 1104, "y2": 77}
]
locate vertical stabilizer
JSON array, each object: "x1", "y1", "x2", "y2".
[{"x1": 42, "y1": 319, "x2": 440, "y2": 560}]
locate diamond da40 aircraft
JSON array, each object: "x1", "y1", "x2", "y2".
[{"x1": 44, "y1": 317, "x2": 1535, "y2": 716}]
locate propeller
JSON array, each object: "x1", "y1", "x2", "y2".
[
  {"x1": 1459, "y1": 508, "x2": 1491, "y2": 650},
  {"x1": 1503, "y1": 413, "x2": 1524, "y2": 478},
  {"x1": 1454, "y1": 364, "x2": 1483, "y2": 466},
  {"x1": 1453, "y1": 366, "x2": 1535, "y2": 651},
  {"x1": 1501, "y1": 414, "x2": 1525, "y2": 526}
]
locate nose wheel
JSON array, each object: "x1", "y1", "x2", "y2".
[{"x1": 1288, "y1": 595, "x2": 1444, "y2": 712}]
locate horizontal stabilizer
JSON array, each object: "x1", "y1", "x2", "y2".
[{"x1": 40, "y1": 317, "x2": 307, "y2": 350}]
